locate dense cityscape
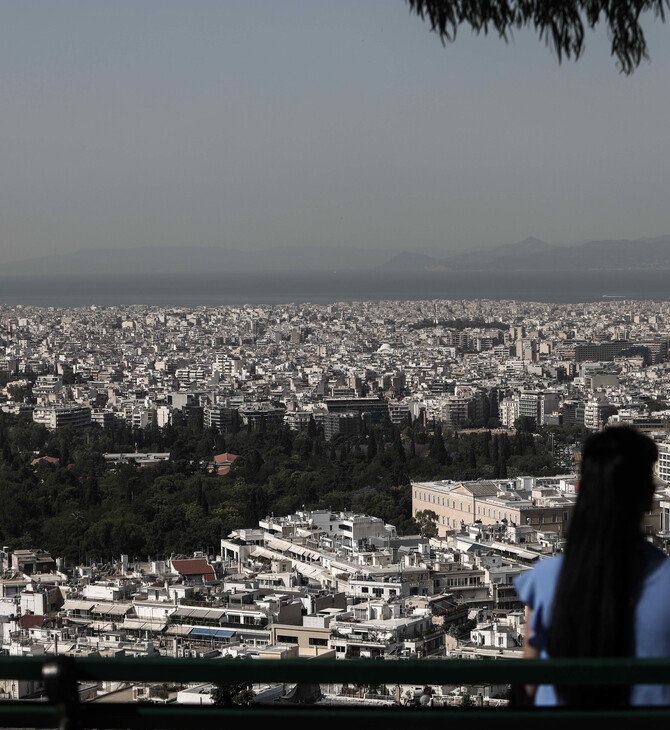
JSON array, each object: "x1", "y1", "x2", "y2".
[
  {"x1": 2, "y1": 297, "x2": 670, "y2": 706},
  {"x1": 2, "y1": 0, "x2": 668, "y2": 719}
]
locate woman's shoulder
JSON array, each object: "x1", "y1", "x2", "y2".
[
  {"x1": 641, "y1": 542, "x2": 670, "y2": 585},
  {"x1": 520, "y1": 554, "x2": 564, "y2": 582},
  {"x1": 636, "y1": 543, "x2": 670, "y2": 618},
  {"x1": 635, "y1": 545, "x2": 670, "y2": 658},
  {"x1": 514, "y1": 555, "x2": 563, "y2": 608}
]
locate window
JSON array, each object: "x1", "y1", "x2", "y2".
[
  {"x1": 309, "y1": 637, "x2": 328, "y2": 646},
  {"x1": 277, "y1": 635, "x2": 299, "y2": 644},
  {"x1": 361, "y1": 586, "x2": 369, "y2": 593}
]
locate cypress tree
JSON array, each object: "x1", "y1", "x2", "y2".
[{"x1": 367, "y1": 432, "x2": 378, "y2": 462}]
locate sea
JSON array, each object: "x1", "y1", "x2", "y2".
[{"x1": 0, "y1": 269, "x2": 669, "y2": 307}]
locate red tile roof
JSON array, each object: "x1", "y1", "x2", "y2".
[
  {"x1": 19, "y1": 614, "x2": 47, "y2": 629},
  {"x1": 31, "y1": 456, "x2": 60, "y2": 467},
  {"x1": 171, "y1": 558, "x2": 216, "y2": 582},
  {"x1": 214, "y1": 452, "x2": 238, "y2": 465}
]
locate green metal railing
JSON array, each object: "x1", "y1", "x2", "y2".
[{"x1": 2, "y1": 655, "x2": 670, "y2": 728}]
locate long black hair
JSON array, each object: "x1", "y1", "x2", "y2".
[{"x1": 547, "y1": 426, "x2": 658, "y2": 707}]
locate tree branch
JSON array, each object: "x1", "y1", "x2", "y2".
[{"x1": 405, "y1": 0, "x2": 669, "y2": 73}]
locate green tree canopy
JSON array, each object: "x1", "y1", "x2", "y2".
[
  {"x1": 211, "y1": 681, "x2": 255, "y2": 707},
  {"x1": 415, "y1": 509, "x2": 439, "y2": 537}
]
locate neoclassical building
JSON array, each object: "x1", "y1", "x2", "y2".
[{"x1": 412, "y1": 477, "x2": 577, "y2": 539}]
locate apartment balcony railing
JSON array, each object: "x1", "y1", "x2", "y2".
[{"x1": 1, "y1": 655, "x2": 670, "y2": 728}]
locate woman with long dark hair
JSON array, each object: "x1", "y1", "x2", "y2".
[{"x1": 515, "y1": 426, "x2": 670, "y2": 707}]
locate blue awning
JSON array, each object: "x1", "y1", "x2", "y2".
[{"x1": 190, "y1": 628, "x2": 236, "y2": 639}]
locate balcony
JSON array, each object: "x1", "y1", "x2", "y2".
[{"x1": 1, "y1": 655, "x2": 670, "y2": 727}]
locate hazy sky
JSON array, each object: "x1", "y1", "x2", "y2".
[{"x1": 2, "y1": 1, "x2": 669, "y2": 264}]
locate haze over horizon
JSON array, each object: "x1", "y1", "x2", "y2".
[{"x1": 2, "y1": 1, "x2": 670, "y2": 266}]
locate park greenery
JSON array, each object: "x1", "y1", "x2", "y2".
[
  {"x1": 0, "y1": 409, "x2": 573, "y2": 564},
  {"x1": 211, "y1": 680, "x2": 255, "y2": 707}
]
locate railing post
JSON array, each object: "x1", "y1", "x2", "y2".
[{"x1": 43, "y1": 656, "x2": 81, "y2": 730}]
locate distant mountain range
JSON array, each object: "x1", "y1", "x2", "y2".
[
  {"x1": 5, "y1": 235, "x2": 670, "y2": 276},
  {"x1": 378, "y1": 235, "x2": 670, "y2": 272}
]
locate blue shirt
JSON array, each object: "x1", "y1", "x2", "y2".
[{"x1": 514, "y1": 543, "x2": 670, "y2": 705}]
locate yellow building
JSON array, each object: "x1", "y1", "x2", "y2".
[{"x1": 412, "y1": 479, "x2": 575, "y2": 539}]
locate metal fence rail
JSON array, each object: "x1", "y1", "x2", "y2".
[{"x1": 2, "y1": 655, "x2": 670, "y2": 729}]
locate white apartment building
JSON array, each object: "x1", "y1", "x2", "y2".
[
  {"x1": 499, "y1": 397, "x2": 519, "y2": 428},
  {"x1": 656, "y1": 441, "x2": 670, "y2": 483}
]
